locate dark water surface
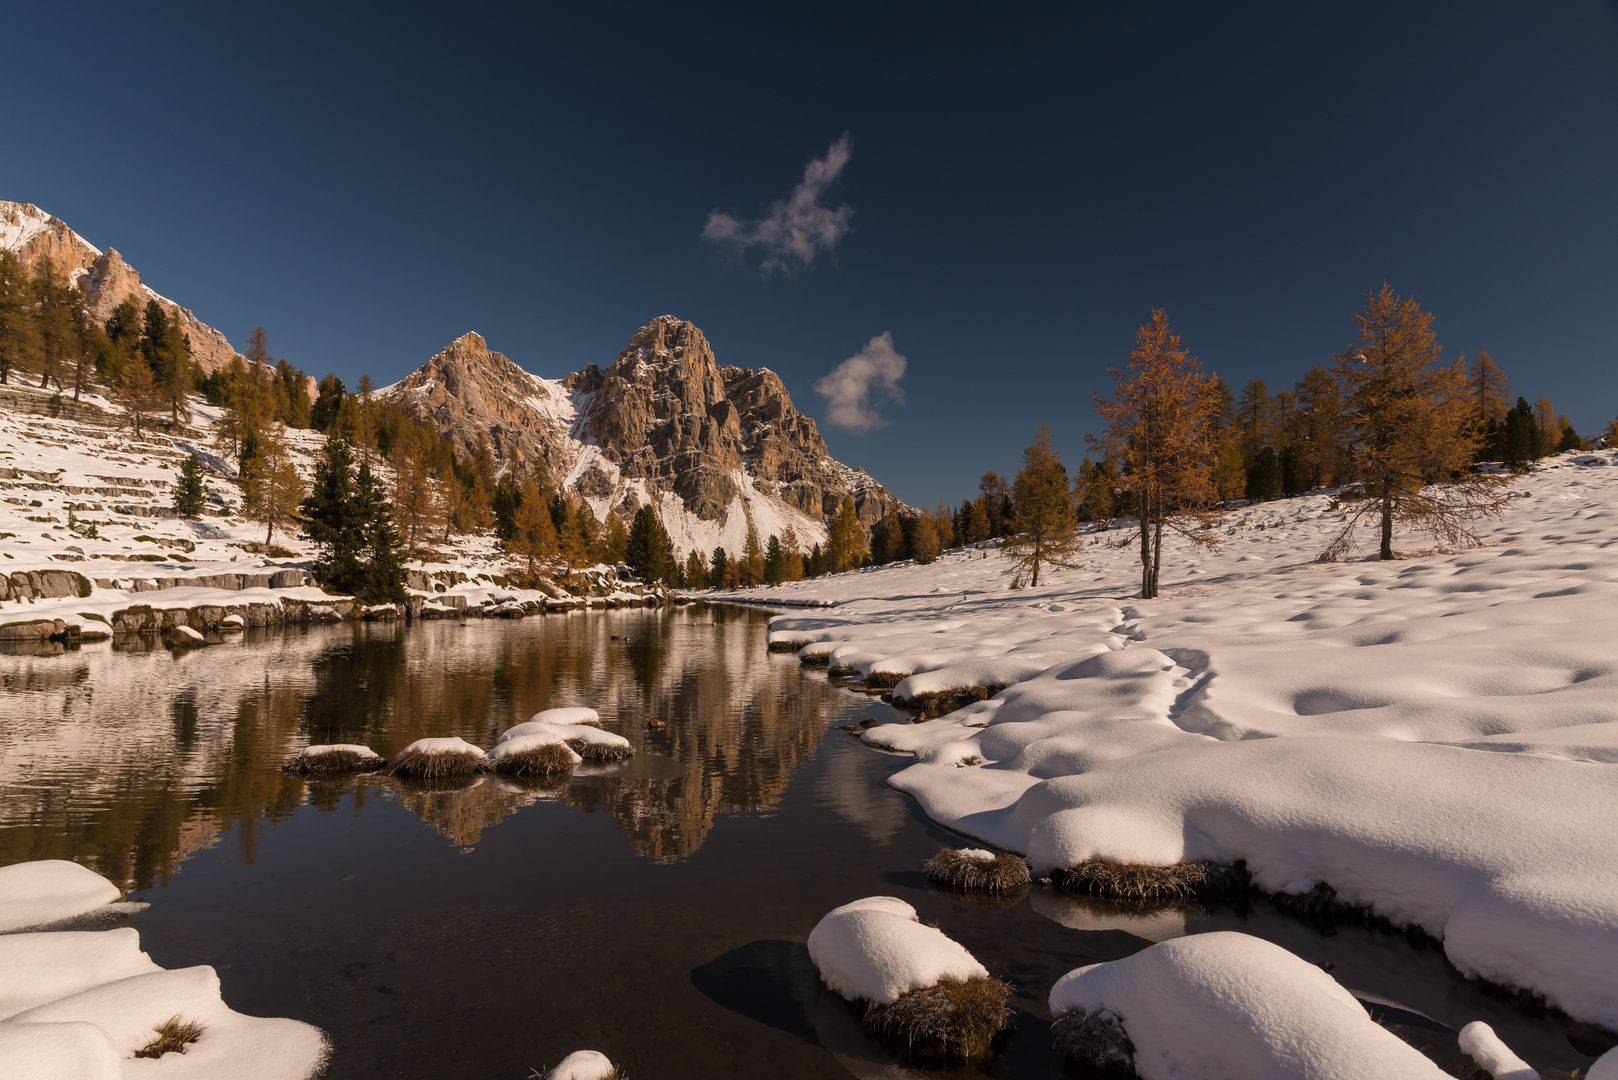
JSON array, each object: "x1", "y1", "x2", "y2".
[{"x1": 0, "y1": 606, "x2": 1599, "y2": 1078}]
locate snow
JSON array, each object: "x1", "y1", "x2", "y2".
[
  {"x1": 806, "y1": 896, "x2": 989, "y2": 1005},
  {"x1": 527, "y1": 707, "x2": 602, "y2": 727},
  {"x1": 0, "y1": 1021, "x2": 121, "y2": 1080},
  {"x1": 0, "y1": 860, "x2": 121, "y2": 932},
  {"x1": 1590, "y1": 1047, "x2": 1618, "y2": 1080},
  {"x1": 1457, "y1": 1021, "x2": 1539, "y2": 1080},
  {"x1": 500, "y1": 718, "x2": 628, "y2": 755},
  {"x1": 544, "y1": 1049, "x2": 616, "y2": 1080},
  {"x1": 0, "y1": 863, "x2": 326, "y2": 1078},
  {"x1": 954, "y1": 848, "x2": 997, "y2": 862},
  {"x1": 397, "y1": 737, "x2": 485, "y2": 760},
  {"x1": 294, "y1": 744, "x2": 382, "y2": 763},
  {"x1": 1048, "y1": 932, "x2": 1450, "y2": 1080},
  {"x1": 485, "y1": 732, "x2": 582, "y2": 767},
  {"x1": 730, "y1": 452, "x2": 1618, "y2": 1028},
  {"x1": 0, "y1": 929, "x2": 160, "y2": 1018}
]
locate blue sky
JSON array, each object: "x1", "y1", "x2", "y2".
[{"x1": 5, "y1": 2, "x2": 1616, "y2": 507}]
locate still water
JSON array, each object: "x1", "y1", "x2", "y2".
[{"x1": 0, "y1": 606, "x2": 1600, "y2": 1078}]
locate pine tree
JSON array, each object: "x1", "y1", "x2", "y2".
[
  {"x1": 172, "y1": 454, "x2": 207, "y2": 517},
  {"x1": 31, "y1": 258, "x2": 81, "y2": 393},
  {"x1": 310, "y1": 374, "x2": 346, "y2": 431},
  {"x1": 355, "y1": 459, "x2": 407, "y2": 602},
  {"x1": 625, "y1": 505, "x2": 673, "y2": 583},
  {"x1": 805, "y1": 543, "x2": 823, "y2": 577},
  {"x1": 1502, "y1": 397, "x2": 1539, "y2": 471},
  {"x1": 1323, "y1": 285, "x2": 1510, "y2": 561},
  {"x1": 709, "y1": 546, "x2": 729, "y2": 587},
  {"x1": 740, "y1": 523, "x2": 764, "y2": 586},
  {"x1": 1555, "y1": 416, "x2": 1583, "y2": 453},
  {"x1": 1090, "y1": 309, "x2": 1223, "y2": 599},
  {"x1": 1000, "y1": 425, "x2": 1083, "y2": 587},
  {"x1": 1468, "y1": 351, "x2": 1512, "y2": 436},
  {"x1": 978, "y1": 472, "x2": 1009, "y2": 537},
  {"x1": 870, "y1": 518, "x2": 893, "y2": 564},
  {"x1": 827, "y1": 498, "x2": 866, "y2": 573},
  {"x1": 763, "y1": 534, "x2": 786, "y2": 584},
  {"x1": 1237, "y1": 378, "x2": 1272, "y2": 470},
  {"x1": 301, "y1": 435, "x2": 366, "y2": 590},
  {"x1": 1246, "y1": 446, "x2": 1283, "y2": 501},
  {"x1": 558, "y1": 498, "x2": 597, "y2": 569}
]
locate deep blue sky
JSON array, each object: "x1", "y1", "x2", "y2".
[{"x1": 5, "y1": 2, "x2": 1617, "y2": 507}]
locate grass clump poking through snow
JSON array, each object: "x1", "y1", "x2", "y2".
[
  {"x1": 390, "y1": 737, "x2": 486, "y2": 779},
  {"x1": 488, "y1": 737, "x2": 581, "y2": 778},
  {"x1": 864, "y1": 976, "x2": 1014, "y2": 1065},
  {"x1": 282, "y1": 744, "x2": 386, "y2": 775},
  {"x1": 134, "y1": 1015, "x2": 207, "y2": 1058},
  {"x1": 1052, "y1": 859, "x2": 1237, "y2": 906},
  {"x1": 924, "y1": 847, "x2": 1030, "y2": 895},
  {"x1": 1052, "y1": 1009, "x2": 1136, "y2": 1075}
]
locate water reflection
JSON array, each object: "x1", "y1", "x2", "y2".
[{"x1": 0, "y1": 605, "x2": 831, "y2": 887}]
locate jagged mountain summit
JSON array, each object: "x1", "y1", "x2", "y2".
[
  {"x1": 0, "y1": 201, "x2": 243, "y2": 374},
  {"x1": 385, "y1": 316, "x2": 906, "y2": 556}
]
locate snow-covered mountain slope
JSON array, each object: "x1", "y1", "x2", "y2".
[
  {"x1": 385, "y1": 318, "x2": 910, "y2": 559},
  {"x1": 733, "y1": 453, "x2": 1618, "y2": 1029},
  {"x1": 0, "y1": 201, "x2": 246, "y2": 375}
]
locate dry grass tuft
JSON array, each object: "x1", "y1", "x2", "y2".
[
  {"x1": 863, "y1": 976, "x2": 1013, "y2": 1065},
  {"x1": 134, "y1": 1016, "x2": 207, "y2": 1059},
  {"x1": 565, "y1": 739, "x2": 635, "y2": 763},
  {"x1": 1052, "y1": 1009, "x2": 1136, "y2": 1074},
  {"x1": 924, "y1": 848, "x2": 1031, "y2": 895},
  {"x1": 1052, "y1": 859, "x2": 1237, "y2": 906},
  {"x1": 391, "y1": 747, "x2": 483, "y2": 779},
  {"x1": 282, "y1": 749, "x2": 385, "y2": 775},
  {"x1": 491, "y1": 741, "x2": 577, "y2": 778}
]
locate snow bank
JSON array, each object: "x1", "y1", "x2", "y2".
[
  {"x1": 0, "y1": 860, "x2": 121, "y2": 932},
  {"x1": 1048, "y1": 932, "x2": 1448, "y2": 1079},
  {"x1": 1589, "y1": 1047, "x2": 1618, "y2": 1080},
  {"x1": 0, "y1": 1021, "x2": 121, "y2": 1079},
  {"x1": 0, "y1": 929, "x2": 160, "y2": 1018},
  {"x1": 745, "y1": 459, "x2": 1618, "y2": 1026},
  {"x1": 806, "y1": 897, "x2": 988, "y2": 1005},
  {"x1": 545, "y1": 1049, "x2": 616, "y2": 1080},
  {"x1": 1457, "y1": 1021, "x2": 1539, "y2": 1080}
]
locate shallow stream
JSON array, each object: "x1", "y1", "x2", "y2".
[{"x1": 0, "y1": 606, "x2": 1601, "y2": 1077}]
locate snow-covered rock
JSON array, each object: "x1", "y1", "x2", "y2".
[
  {"x1": 1457, "y1": 1021, "x2": 1539, "y2": 1080},
  {"x1": 806, "y1": 897, "x2": 988, "y2": 1005},
  {"x1": 544, "y1": 1049, "x2": 616, "y2": 1080},
  {"x1": 1048, "y1": 932, "x2": 1448, "y2": 1079},
  {"x1": 527, "y1": 707, "x2": 602, "y2": 727}
]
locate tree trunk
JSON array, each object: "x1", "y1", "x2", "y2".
[
  {"x1": 1379, "y1": 487, "x2": 1394, "y2": 559},
  {"x1": 1150, "y1": 519, "x2": 1164, "y2": 598}
]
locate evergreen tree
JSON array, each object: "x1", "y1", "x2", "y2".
[
  {"x1": 1502, "y1": 397, "x2": 1539, "y2": 471},
  {"x1": 492, "y1": 479, "x2": 523, "y2": 540},
  {"x1": 978, "y1": 472, "x2": 1009, "y2": 537},
  {"x1": 805, "y1": 543, "x2": 823, "y2": 577},
  {"x1": 301, "y1": 436, "x2": 365, "y2": 590},
  {"x1": 355, "y1": 460, "x2": 407, "y2": 602},
  {"x1": 763, "y1": 533, "x2": 786, "y2": 584},
  {"x1": 1000, "y1": 426, "x2": 1083, "y2": 587},
  {"x1": 1556, "y1": 418, "x2": 1583, "y2": 453},
  {"x1": 172, "y1": 454, "x2": 207, "y2": 517},
  {"x1": 1323, "y1": 285, "x2": 1509, "y2": 560},
  {"x1": 599, "y1": 509, "x2": 630, "y2": 565},
  {"x1": 709, "y1": 546, "x2": 729, "y2": 587},
  {"x1": 1246, "y1": 446, "x2": 1283, "y2": 501},
  {"x1": 310, "y1": 374, "x2": 346, "y2": 431},
  {"x1": 625, "y1": 505, "x2": 674, "y2": 583},
  {"x1": 275, "y1": 360, "x2": 313, "y2": 427},
  {"x1": 1090, "y1": 309, "x2": 1223, "y2": 599},
  {"x1": 870, "y1": 517, "x2": 893, "y2": 564},
  {"x1": 0, "y1": 250, "x2": 37, "y2": 386},
  {"x1": 558, "y1": 498, "x2": 598, "y2": 569},
  {"x1": 31, "y1": 258, "x2": 81, "y2": 393}
]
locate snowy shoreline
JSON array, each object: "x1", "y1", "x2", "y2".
[{"x1": 714, "y1": 450, "x2": 1618, "y2": 1032}]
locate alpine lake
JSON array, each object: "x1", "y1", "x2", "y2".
[{"x1": 0, "y1": 605, "x2": 1602, "y2": 1078}]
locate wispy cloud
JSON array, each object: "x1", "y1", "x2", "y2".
[
  {"x1": 702, "y1": 133, "x2": 854, "y2": 275},
  {"x1": 816, "y1": 332, "x2": 906, "y2": 432}
]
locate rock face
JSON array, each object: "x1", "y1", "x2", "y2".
[
  {"x1": 0, "y1": 201, "x2": 243, "y2": 375},
  {"x1": 388, "y1": 316, "x2": 906, "y2": 555}
]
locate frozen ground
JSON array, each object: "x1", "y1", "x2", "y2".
[{"x1": 723, "y1": 450, "x2": 1618, "y2": 1029}]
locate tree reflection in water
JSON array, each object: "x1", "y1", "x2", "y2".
[{"x1": 0, "y1": 605, "x2": 833, "y2": 886}]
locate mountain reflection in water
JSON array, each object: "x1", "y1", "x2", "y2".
[{"x1": 0, "y1": 605, "x2": 827, "y2": 886}]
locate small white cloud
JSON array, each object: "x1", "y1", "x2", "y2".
[
  {"x1": 702, "y1": 133, "x2": 854, "y2": 275},
  {"x1": 816, "y1": 332, "x2": 906, "y2": 432}
]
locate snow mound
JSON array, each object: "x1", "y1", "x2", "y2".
[
  {"x1": 527, "y1": 707, "x2": 602, "y2": 727},
  {"x1": 486, "y1": 732, "x2": 583, "y2": 767},
  {"x1": 295, "y1": 744, "x2": 383, "y2": 762},
  {"x1": 1457, "y1": 1021, "x2": 1539, "y2": 1080},
  {"x1": 1048, "y1": 932, "x2": 1448, "y2": 1080},
  {"x1": 499, "y1": 721, "x2": 630, "y2": 754},
  {"x1": 0, "y1": 860, "x2": 121, "y2": 932},
  {"x1": 397, "y1": 737, "x2": 485, "y2": 759},
  {"x1": 1589, "y1": 1047, "x2": 1618, "y2": 1080},
  {"x1": 0, "y1": 929, "x2": 160, "y2": 1019},
  {"x1": 0, "y1": 1021, "x2": 121, "y2": 1080},
  {"x1": 545, "y1": 1049, "x2": 616, "y2": 1080},
  {"x1": 8, "y1": 962, "x2": 327, "y2": 1078},
  {"x1": 807, "y1": 897, "x2": 988, "y2": 1005}
]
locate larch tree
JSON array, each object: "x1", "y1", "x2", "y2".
[
  {"x1": 826, "y1": 498, "x2": 866, "y2": 573},
  {"x1": 507, "y1": 478, "x2": 558, "y2": 579},
  {"x1": 0, "y1": 250, "x2": 38, "y2": 386},
  {"x1": 740, "y1": 522, "x2": 764, "y2": 586},
  {"x1": 1468, "y1": 351, "x2": 1512, "y2": 432},
  {"x1": 1534, "y1": 396, "x2": 1558, "y2": 454},
  {"x1": 781, "y1": 524, "x2": 805, "y2": 580},
  {"x1": 392, "y1": 431, "x2": 443, "y2": 552},
  {"x1": 683, "y1": 549, "x2": 708, "y2": 589},
  {"x1": 909, "y1": 512, "x2": 940, "y2": 565},
  {"x1": 118, "y1": 355, "x2": 160, "y2": 437},
  {"x1": 243, "y1": 428, "x2": 306, "y2": 544},
  {"x1": 1322, "y1": 285, "x2": 1510, "y2": 561},
  {"x1": 1090, "y1": 309, "x2": 1224, "y2": 599},
  {"x1": 1000, "y1": 425, "x2": 1082, "y2": 588},
  {"x1": 1292, "y1": 366, "x2": 1351, "y2": 490}
]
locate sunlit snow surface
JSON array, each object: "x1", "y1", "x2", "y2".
[{"x1": 729, "y1": 452, "x2": 1618, "y2": 1028}]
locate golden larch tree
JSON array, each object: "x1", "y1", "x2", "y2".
[
  {"x1": 242, "y1": 426, "x2": 307, "y2": 544},
  {"x1": 1323, "y1": 284, "x2": 1510, "y2": 561},
  {"x1": 1090, "y1": 309, "x2": 1223, "y2": 599}
]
